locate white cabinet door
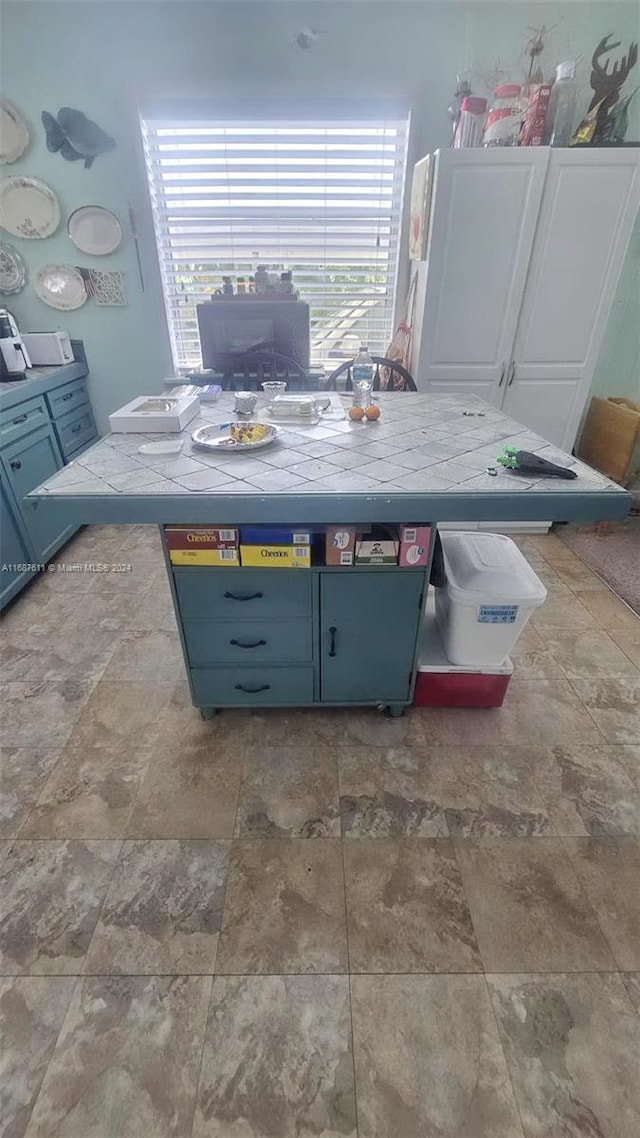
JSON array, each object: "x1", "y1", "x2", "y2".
[
  {"x1": 505, "y1": 149, "x2": 640, "y2": 449},
  {"x1": 410, "y1": 148, "x2": 549, "y2": 400}
]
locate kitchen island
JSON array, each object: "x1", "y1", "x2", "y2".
[{"x1": 29, "y1": 392, "x2": 630, "y2": 716}]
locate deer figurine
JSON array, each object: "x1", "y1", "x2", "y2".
[{"x1": 588, "y1": 34, "x2": 638, "y2": 119}]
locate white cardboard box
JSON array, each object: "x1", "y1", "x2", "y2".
[{"x1": 108, "y1": 394, "x2": 200, "y2": 433}]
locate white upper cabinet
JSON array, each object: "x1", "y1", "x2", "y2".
[
  {"x1": 503, "y1": 149, "x2": 640, "y2": 448},
  {"x1": 409, "y1": 147, "x2": 640, "y2": 450},
  {"x1": 410, "y1": 148, "x2": 549, "y2": 399}
]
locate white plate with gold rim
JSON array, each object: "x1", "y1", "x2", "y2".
[
  {"x1": 0, "y1": 175, "x2": 60, "y2": 238},
  {"x1": 67, "y1": 205, "x2": 122, "y2": 255},
  {"x1": 0, "y1": 99, "x2": 29, "y2": 164}
]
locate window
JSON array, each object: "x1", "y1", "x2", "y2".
[{"x1": 141, "y1": 113, "x2": 408, "y2": 370}]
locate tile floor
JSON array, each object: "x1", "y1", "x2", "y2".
[{"x1": 1, "y1": 524, "x2": 640, "y2": 1138}]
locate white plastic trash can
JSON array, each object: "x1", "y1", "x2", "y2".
[{"x1": 435, "y1": 531, "x2": 547, "y2": 666}]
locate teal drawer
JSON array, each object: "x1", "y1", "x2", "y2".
[
  {"x1": 190, "y1": 665, "x2": 314, "y2": 706},
  {"x1": 174, "y1": 568, "x2": 313, "y2": 622},
  {"x1": 183, "y1": 619, "x2": 312, "y2": 665},
  {"x1": 56, "y1": 404, "x2": 97, "y2": 460},
  {"x1": 45, "y1": 378, "x2": 89, "y2": 422},
  {"x1": 0, "y1": 396, "x2": 49, "y2": 447}
]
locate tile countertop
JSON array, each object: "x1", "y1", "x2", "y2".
[
  {"x1": 28, "y1": 392, "x2": 630, "y2": 526},
  {"x1": 0, "y1": 361, "x2": 88, "y2": 408}
]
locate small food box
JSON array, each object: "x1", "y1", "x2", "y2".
[
  {"x1": 414, "y1": 595, "x2": 513, "y2": 708},
  {"x1": 241, "y1": 527, "x2": 311, "y2": 545},
  {"x1": 355, "y1": 527, "x2": 399, "y2": 565},
  {"x1": 240, "y1": 544, "x2": 311, "y2": 568},
  {"x1": 325, "y1": 526, "x2": 356, "y2": 566},
  {"x1": 399, "y1": 525, "x2": 431, "y2": 568},
  {"x1": 165, "y1": 525, "x2": 239, "y2": 566},
  {"x1": 436, "y1": 531, "x2": 546, "y2": 666},
  {"x1": 109, "y1": 394, "x2": 200, "y2": 434}
]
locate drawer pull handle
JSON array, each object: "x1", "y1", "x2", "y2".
[
  {"x1": 10, "y1": 459, "x2": 22, "y2": 471},
  {"x1": 61, "y1": 392, "x2": 74, "y2": 401},
  {"x1": 224, "y1": 591, "x2": 264, "y2": 602},
  {"x1": 230, "y1": 638, "x2": 267, "y2": 649},
  {"x1": 12, "y1": 414, "x2": 28, "y2": 424},
  {"x1": 234, "y1": 683, "x2": 271, "y2": 693},
  {"x1": 71, "y1": 424, "x2": 83, "y2": 434},
  {"x1": 329, "y1": 626, "x2": 337, "y2": 657}
]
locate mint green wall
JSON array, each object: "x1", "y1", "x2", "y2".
[
  {"x1": 591, "y1": 212, "x2": 640, "y2": 402},
  {"x1": 2, "y1": 1, "x2": 638, "y2": 431}
]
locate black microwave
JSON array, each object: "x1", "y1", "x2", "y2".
[{"x1": 196, "y1": 299, "x2": 310, "y2": 372}]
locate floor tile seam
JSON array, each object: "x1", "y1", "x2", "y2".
[
  {"x1": 185, "y1": 974, "x2": 215, "y2": 1138},
  {"x1": 79, "y1": 838, "x2": 125, "y2": 977},
  {"x1": 9, "y1": 749, "x2": 68, "y2": 842},
  {"x1": 18, "y1": 971, "x2": 85, "y2": 1138},
  {"x1": 481, "y1": 971, "x2": 528, "y2": 1138},
  {"x1": 1, "y1": 967, "x2": 633, "y2": 979},
  {"x1": 557, "y1": 833, "x2": 639, "y2": 975},
  {"x1": 613, "y1": 636, "x2": 640, "y2": 672},
  {"x1": 562, "y1": 677, "x2": 611, "y2": 741}
]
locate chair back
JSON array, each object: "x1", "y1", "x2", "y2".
[
  {"x1": 325, "y1": 355, "x2": 416, "y2": 392},
  {"x1": 217, "y1": 350, "x2": 309, "y2": 391}
]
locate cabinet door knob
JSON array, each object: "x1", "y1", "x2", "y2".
[
  {"x1": 328, "y1": 626, "x2": 337, "y2": 657},
  {"x1": 230, "y1": 638, "x2": 267, "y2": 649},
  {"x1": 498, "y1": 362, "x2": 506, "y2": 387},
  {"x1": 10, "y1": 459, "x2": 22, "y2": 471},
  {"x1": 224, "y1": 591, "x2": 264, "y2": 602},
  {"x1": 234, "y1": 683, "x2": 271, "y2": 693},
  {"x1": 508, "y1": 361, "x2": 516, "y2": 386}
]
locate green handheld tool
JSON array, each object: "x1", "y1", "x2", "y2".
[{"x1": 497, "y1": 447, "x2": 578, "y2": 480}]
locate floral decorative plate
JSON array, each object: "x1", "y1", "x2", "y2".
[
  {"x1": 0, "y1": 175, "x2": 60, "y2": 238},
  {"x1": 34, "y1": 263, "x2": 87, "y2": 310},
  {"x1": 0, "y1": 99, "x2": 29, "y2": 164},
  {"x1": 0, "y1": 242, "x2": 27, "y2": 295},
  {"x1": 67, "y1": 205, "x2": 123, "y2": 255}
]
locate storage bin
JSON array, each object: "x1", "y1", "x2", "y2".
[
  {"x1": 414, "y1": 595, "x2": 512, "y2": 708},
  {"x1": 435, "y1": 531, "x2": 546, "y2": 666}
]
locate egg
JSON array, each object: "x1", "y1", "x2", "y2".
[
  {"x1": 364, "y1": 405, "x2": 380, "y2": 421},
  {"x1": 348, "y1": 406, "x2": 365, "y2": 421}
]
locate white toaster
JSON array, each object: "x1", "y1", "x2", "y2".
[{"x1": 21, "y1": 331, "x2": 74, "y2": 366}]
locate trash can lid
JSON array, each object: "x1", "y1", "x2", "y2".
[{"x1": 440, "y1": 531, "x2": 547, "y2": 605}]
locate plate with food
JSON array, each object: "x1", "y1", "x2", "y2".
[{"x1": 191, "y1": 420, "x2": 281, "y2": 452}]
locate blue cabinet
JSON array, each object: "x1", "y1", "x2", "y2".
[
  {"x1": 0, "y1": 474, "x2": 34, "y2": 607},
  {"x1": 0, "y1": 354, "x2": 97, "y2": 609},
  {"x1": 1, "y1": 425, "x2": 74, "y2": 562},
  {"x1": 320, "y1": 571, "x2": 425, "y2": 703}
]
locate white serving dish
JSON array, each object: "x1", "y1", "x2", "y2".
[
  {"x1": 138, "y1": 440, "x2": 184, "y2": 455},
  {"x1": 109, "y1": 394, "x2": 200, "y2": 434},
  {"x1": 192, "y1": 421, "x2": 281, "y2": 452}
]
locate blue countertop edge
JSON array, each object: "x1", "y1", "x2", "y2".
[
  {"x1": 26, "y1": 486, "x2": 632, "y2": 527},
  {"x1": 0, "y1": 359, "x2": 88, "y2": 412}
]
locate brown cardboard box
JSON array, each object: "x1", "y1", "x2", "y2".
[{"x1": 578, "y1": 397, "x2": 640, "y2": 485}]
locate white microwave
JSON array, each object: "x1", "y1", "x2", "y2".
[{"x1": 21, "y1": 331, "x2": 73, "y2": 366}]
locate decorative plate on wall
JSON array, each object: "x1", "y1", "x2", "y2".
[
  {"x1": 67, "y1": 205, "x2": 123, "y2": 255},
  {"x1": 0, "y1": 99, "x2": 30, "y2": 164},
  {"x1": 0, "y1": 175, "x2": 60, "y2": 238},
  {"x1": 0, "y1": 242, "x2": 27, "y2": 295},
  {"x1": 34, "y1": 263, "x2": 87, "y2": 310}
]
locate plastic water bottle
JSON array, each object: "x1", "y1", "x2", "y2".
[
  {"x1": 544, "y1": 61, "x2": 577, "y2": 146},
  {"x1": 352, "y1": 344, "x2": 374, "y2": 385},
  {"x1": 352, "y1": 344, "x2": 374, "y2": 406}
]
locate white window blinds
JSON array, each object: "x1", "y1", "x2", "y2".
[{"x1": 141, "y1": 114, "x2": 408, "y2": 370}]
